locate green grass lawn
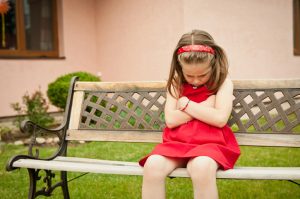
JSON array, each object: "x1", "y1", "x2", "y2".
[{"x1": 1, "y1": 142, "x2": 300, "y2": 199}]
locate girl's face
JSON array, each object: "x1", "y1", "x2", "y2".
[{"x1": 181, "y1": 61, "x2": 212, "y2": 87}]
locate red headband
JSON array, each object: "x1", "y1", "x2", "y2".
[{"x1": 177, "y1": 45, "x2": 215, "y2": 55}]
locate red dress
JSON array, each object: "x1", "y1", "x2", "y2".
[{"x1": 139, "y1": 84, "x2": 241, "y2": 170}]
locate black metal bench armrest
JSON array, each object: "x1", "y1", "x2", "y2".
[
  {"x1": 6, "y1": 77, "x2": 79, "y2": 172},
  {"x1": 6, "y1": 154, "x2": 36, "y2": 171},
  {"x1": 5, "y1": 120, "x2": 69, "y2": 172}
]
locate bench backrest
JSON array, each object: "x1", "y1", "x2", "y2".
[{"x1": 66, "y1": 79, "x2": 300, "y2": 147}]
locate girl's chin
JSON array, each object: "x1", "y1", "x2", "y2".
[
  {"x1": 190, "y1": 83, "x2": 203, "y2": 87},
  {"x1": 190, "y1": 84, "x2": 203, "y2": 89}
]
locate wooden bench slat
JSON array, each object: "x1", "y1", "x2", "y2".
[
  {"x1": 69, "y1": 91, "x2": 85, "y2": 129},
  {"x1": 12, "y1": 157, "x2": 300, "y2": 180},
  {"x1": 75, "y1": 81, "x2": 166, "y2": 92},
  {"x1": 66, "y1": 130, "x2": 300, "y2": 147},
  {"x1": 74, "y1": 79, "x2": 300, "y2": 91},
  {"x1": 66, "y1": 129, "x2": 162, "y2": 143},
  {"x1": 232, "y1": 79, "x2": 300, "y2": 89}
]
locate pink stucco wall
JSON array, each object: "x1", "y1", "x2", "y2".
[
  {"x1": 96, "y1": 0, "x2": 300, "y2": 82},
  {"x1": 182, "y1": 0, "x2": 300, "y2": 79},
  {"x1": 0, "y1": 0, "x2": 299, "y2": 117},
  {"x1": 96, "y1": 0, "x2": 184, "y2": 82}
]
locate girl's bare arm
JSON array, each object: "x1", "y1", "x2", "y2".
[
  {"x1": 164, "y1": 87, "x2": 215, "y2": 129},
  {"x1": 179, "y1": 78, "x2": 234, "y2": 128},
  {"x1": 164, "y1": 90, "x2": 192, "y2": 128}
]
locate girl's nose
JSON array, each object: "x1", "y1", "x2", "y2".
[{"x1": 193, "y1": 79, "x2": 200, "y2": 85}]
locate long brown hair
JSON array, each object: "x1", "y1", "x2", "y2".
[{"x1": 166, "y1": 30, "x2": 229, "y2": 98}]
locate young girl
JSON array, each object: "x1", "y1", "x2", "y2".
[{"x1": 139, "y1": 30, "x2": 241, "y2": 199}]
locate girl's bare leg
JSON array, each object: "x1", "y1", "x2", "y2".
[
  {"x1": 187, "y1": 156, "x2": 219, "y2": 199},
  {"x1": 142, "y1": 155, "x2": 185, "y2": 199}
]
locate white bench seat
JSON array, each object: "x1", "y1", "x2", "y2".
[{"x1": 12, "y1": 156, "x2": 300, "y2": 180}]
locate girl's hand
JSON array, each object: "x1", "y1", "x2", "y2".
[
  {"x1": 164, "y1": 90, "x2": 193, "y2": 128},
  {"x1": 177, "y1": 96, "x2": 190, "y2": 110}
]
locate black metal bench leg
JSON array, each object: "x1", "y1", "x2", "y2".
[
  {"x1": 26, "y1": 168, "x2": 70, "y2": 198},
  {"x1": 61, "y1": 171, "x2": 70, "y2": 199},
  {"x1": 27, "y1": 169, "x2": 38, "y2": 199}
]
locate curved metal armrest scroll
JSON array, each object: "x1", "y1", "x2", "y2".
[{"x1": 20, "y1": 119, "x2": 68, "y2": 161}]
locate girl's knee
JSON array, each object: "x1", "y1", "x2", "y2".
[
  {"x1": 187, "y1": 156, "x2": 218, "y2": 182},
  {"x1": 143, "y1": 155, "x2": 171, "y2": 180},
  {"x1": 144, "y1": 155, "x2": 166, "y2": 170}
]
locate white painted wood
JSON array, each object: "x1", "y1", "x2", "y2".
[
  {"x1": 12, "y1": 157, "x2": 300, "y2": 180},
  {"x1": 54, "y1": 156, "x2": 138, "y2": 166}
]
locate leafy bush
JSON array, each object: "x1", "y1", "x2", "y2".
[
  {"x1": 11, "y1": 89, "x2": 54, "y2": 128},
  {"x1": 47, "y1": 71, "x2": 100, "y2": 110},
  {"x1": 0, "y1": 126, "x2": 11, "y2": 138}
]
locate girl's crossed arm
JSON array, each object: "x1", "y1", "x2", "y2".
[
  {"x1": 164, "y1": 90, "x2": 192, "y2": 128},
  {"x1": 179, "y1": 78, "x2": 234, "y2": 128},
  {"x1": 164, "y1": 86, "x2": 216, "y2": 129}
]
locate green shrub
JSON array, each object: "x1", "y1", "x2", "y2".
[
  {"x1": 0, "y1": 126, "x2": 11, "y2": 137},
  {"x1": 11, "y1": 89, "x2": 54, "y2": 128},
  {"x1": 47, "y1": 71, "x2": 100, "y2": 110}
]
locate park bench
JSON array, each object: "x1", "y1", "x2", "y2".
[{"x1": 6, "y1": 76, "x2": 300, "y2": 198}]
